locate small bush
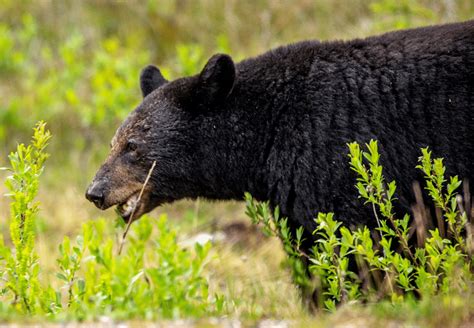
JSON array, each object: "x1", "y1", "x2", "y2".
[
  {"x1": 50, "y1": 215, "x2": 219, "y2": 321},
  {"x1": 0, "y1": 121, "x2": 50, "y2": 314},
  {"x1": 246, "y1": 140, "x2": 473, "y2": 311}
]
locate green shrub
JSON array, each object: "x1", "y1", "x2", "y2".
[
  {"x1": 247, "y1": 140, "x2": 473, "y2": 311},
  {"x1": 50, "y1": 215, "x2": 219, "y2": 321},
  {"x1": 0, "y1": 121, "x2": 50, "y2": 314}
]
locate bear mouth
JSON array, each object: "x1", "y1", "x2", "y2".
[
  {"x1": 116, "y1": 193, "x2": 141, "y2": 222},
  {"x1": 115, "y1": 191, "x2": 171, "y2": 223}
]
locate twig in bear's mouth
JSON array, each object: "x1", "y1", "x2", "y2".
[{"x1": 118, "y1": 161, "x2": 156, "y2": 255}]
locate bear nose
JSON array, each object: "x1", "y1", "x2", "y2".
[{"x1": 85, "y1": 182, "x2": 105, "y2": 209}]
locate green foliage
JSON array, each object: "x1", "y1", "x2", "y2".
[
  {"x1": 50, "y1": 215, "x2": 218, "y2": 321},
  {"x1": 309, "y1": 213, "x2": 361, "y2": 311},
  {"x1": 0, "y1": 16, "x2": 200, "y2": 146},
  {"x1": 247, "y1": 140, "x2": 473, "y2": 311},
  {"x1": 0, "y1": 121, "x2": 51, "y2": 314},
  {"x1": 0, "y1": 26, "x2": 151, "y2": 136},
  {"x1": 83, "y1": 38, "x2": 151, "y2": 127},
  {"x1": 416, "y1": 148, "x2": 467, "y2": 245},
  {"x1": 370, "y1": 0, "x2": 438, "y2": 31},
  {"x1": 174, "y1": 44, "x2": 206, "y2": 77},
  {"x1": 349, "y1": 140, "x2": 412, "y2": 258},
  {"x1": 245, "y1": 195, "x2": 311, "y2": 291},
  {"x1": 0, "y1": 123, "x2": 223, "y2": 321}
]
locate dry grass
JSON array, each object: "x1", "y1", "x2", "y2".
[{"x1": 208, "y1": 238, "x2": 306, "y2": 319}]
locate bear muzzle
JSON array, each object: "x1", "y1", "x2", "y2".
[{"x1": 85, "y1": 180, "x2": 107, "y2": 209}]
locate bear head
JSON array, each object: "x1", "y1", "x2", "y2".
[{"x1": 85, "y1": 54, "x2": 236, "y2": 222}]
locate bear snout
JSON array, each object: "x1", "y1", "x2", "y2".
[{"x1": 85, "y1": 180, "x2": 106, "y2": 209}]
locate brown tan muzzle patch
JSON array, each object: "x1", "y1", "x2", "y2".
[
  {"x1": 113, "y1": 185, "x2": 155, "y2": 223},
  {"x1": 86, "y1": 161, "x2": 153, "y2": 223}
]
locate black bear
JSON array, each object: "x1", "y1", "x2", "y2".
[{"x1": 86, "y1": 21, "x2": 474, "y2": 249}]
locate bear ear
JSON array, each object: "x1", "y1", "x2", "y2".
[
  {"x1": 197, "y1": 54, "x2": 235, "y2": 104},
  {"x1": 140, "y1": 65, "x2": 168, "y2": 97}
]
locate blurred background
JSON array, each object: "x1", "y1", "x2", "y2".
[{"x1": 0, "y1": 0, "x2": 473, "y2": 318}]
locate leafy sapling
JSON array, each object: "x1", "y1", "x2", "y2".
[
  {"x1": 416, "y1": 148, "x2": 467, "y2": 245},
  {"x1": 348, "y1": 140, "x2": 413, "y2": 260},
  {"x1": 1, "y1": 121, "x2": 51, "y2": 313}
]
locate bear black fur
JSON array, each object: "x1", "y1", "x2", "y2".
[{"x1": 87, "y1": 21, "x2": 474, "y2": 250}]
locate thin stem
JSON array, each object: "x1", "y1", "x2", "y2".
[
  {"x1": 371, "y1": 202, "x2": 383, "y2": 240},
  {"x1": 118, "y1": 161, "x2": 156, "y2": 255}
]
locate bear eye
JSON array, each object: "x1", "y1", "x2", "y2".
[{"x1": 126, "y1": 139, "x2": 138, "y2": 152}]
